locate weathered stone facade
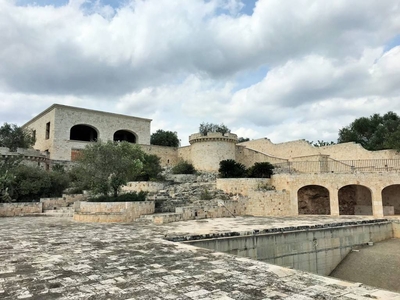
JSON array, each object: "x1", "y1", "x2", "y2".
[{"x1": 22, "y1": 104, "x2": 151, "y2": 161}]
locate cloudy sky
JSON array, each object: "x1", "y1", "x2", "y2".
[{"x1": 1, "y1": 0, "x2": 400, "y2": 145}]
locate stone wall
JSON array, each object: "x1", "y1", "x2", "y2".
[
  {"x1": 177, "y1": 146, "x2": 191, "y2": 163},
  {"x1": 185, "y1": 221, "x2": 393, "y2": 276},
  {"x1": 41, "y1": 194, "x2": 87, "y2": 210},
  {"x1": 73, "y1": 201, "x2": 154, "y2": 223},
  {"x1": 122, "y1": 181, "x2": 166, "y2": 193},
  {"x1": 245, "y1": 190, "x2": 292, "y2": 217},
  {"x1": 240, "y1": 138, "x2": 400, "y2": 161},
  {"x1": 0, "y1": 202, "x2": 42, "y2": 217},
  {"x1": 139, "y1": 144, "x2": 179, "y2": 167},
  {"x1": 236, "y1": 146, "x2": 288, "y2": 168},
  {"x1": 216, "y1": 178, "x2": 272, "y2": 196}
]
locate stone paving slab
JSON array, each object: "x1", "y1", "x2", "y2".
[{"x1": 0, "y1": 216, "x2": 399, "y2": 299}]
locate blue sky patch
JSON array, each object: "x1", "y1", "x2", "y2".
[
  {"x1": 233, "y1": 65, "x2": 269, "y2": 92},
  {"x1": 384, "y1": 34, "x2": 400, "y2": 53}
]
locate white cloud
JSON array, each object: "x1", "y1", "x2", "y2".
[{"x1": 1, "y1": 0, "x2": 400, "y2": 146}]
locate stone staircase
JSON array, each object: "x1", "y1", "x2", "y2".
[{"x1": 140, "y1": 181, "x2": 241, "y2": 224}]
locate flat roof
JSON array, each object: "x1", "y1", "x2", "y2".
[{"x1": 22, "y1": 103, "x2": 152, "y2": 127}]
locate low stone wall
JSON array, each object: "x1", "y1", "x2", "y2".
[
  {"x1": 216, "y1": 178, "x2": 271, "y2": 196},
  {"x1": 165, "y1": 174, "x2": 197, "y2": 183},
  {"x1": 73, "y1": 201, "x2": 154, "y2": 223},
  {"x1": 153, "y1": 200, "x2": 245, "y2": 224},
  {"x1": 0, "y1": 202, "x2": 42, "y2": 217},
  {"x1": 41, "y1": 194, "x2": 87, "y2": 210},
  {"x1": 122, "y1": 182, "x2": 165, "y2": 193}
]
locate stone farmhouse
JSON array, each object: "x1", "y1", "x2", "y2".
[{"x1": 20, "y1": 104, "x2": 400, "y2": 219}]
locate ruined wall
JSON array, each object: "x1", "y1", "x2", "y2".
[{"x1": 0, "y1": 202, "x2": 42, "y2": 217}]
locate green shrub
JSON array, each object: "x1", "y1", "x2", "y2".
[
  {"x1": 88, "y1": 191, "x2": 148, "y2": 202},
  {"x1": 247, "y1": 162, "x2": 275, "y2": 178},
  {"x1": 218, "y1": 159, "x2": 246, "y2": 178},
  {"x1": 200, "y1": 189, "x2": 213, "y2": 200},
  {"x1": 131, "y1": 154, "x2": 163, "y2": 181},
  {"x1": 171, "y1": 161, "x2": 196, "y2": 174}
]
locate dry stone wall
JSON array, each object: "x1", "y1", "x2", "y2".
[{"x1": 0, "y1": 202, "x2": 42, "y2": 217}]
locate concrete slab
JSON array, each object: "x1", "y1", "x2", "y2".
[{"x1": 0, "y1": 216, "x2": 399, "y2": 299}]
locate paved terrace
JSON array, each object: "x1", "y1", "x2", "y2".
[{"x1": 1, "y1": 216, "x2": 400, "y2": 300}]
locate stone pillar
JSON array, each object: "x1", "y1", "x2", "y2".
[
  {"x1": 371, "y1": 188, "x2": 384, "y2": 218},
  {"x1": 329, "y1": 187, "x2": 339, "y2": 216}
]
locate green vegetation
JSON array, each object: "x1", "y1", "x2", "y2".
[
  {"x1": 307, "y1": 140, "x2": 336, "y2": 147},
  {"x1": 247, "y1": 162, "x2": 274, "y2": 178},
  {"x1": 132, "y1": 153, "x2": 163, "y2": 181},
  {"x1": 150, "y1": 129, "x2": 180, "y2": 147},
  {"x1": 199, "y1": 122, "x2": 230, "y2": 136},
  {"x1": 0, "y1": 123, "x2": 36, "y2": 151},
  {"x1": 200, "y1": 189, "x2": 213, "y2": 200},
  {"x1": 73, "y1": 141, "x2": 145, "y2": 197},
  {"x1": 338, "y1": 111, "x2": 400, "y2": 151},
  {"x1": 237, "y1": 137, "x2": 250, "y2": 143},
  {"x1": 218, "y1": 159, "x2": 247, "y2": 178},
  {"x1": 219, "y1": 160, "x2": 275, "y2": 179},
  {"x1": 0, "y1": 157, "x2": 70, "y2": 203},
  {"x1": 87, "y1": 191, "x2": 148, "y2": 202},
  {"x1": 171, "y1": 160, "x2": 196, "y2": 174}
]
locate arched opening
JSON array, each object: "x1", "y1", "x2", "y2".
[
  {"x1": 113, "y1": 130, "x2": 136, "y2": 143},
  {"x1": 70, "y1": 124, "x2": 98, "y2": 142},
  {"x1": 382, "y1": 185, "x2": 400, "y2": 216},
  {"x1": 297, "y1": 185, "x2": 330, "y2": 215},
  {"x1": 338, "y1": 185, "x2": 372, "y2": 215}
]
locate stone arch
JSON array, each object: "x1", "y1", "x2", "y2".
[
  {"x1": 113, "y1": 130, "x2": 137, "y2": 143},
  {"x1": 70, "y1": 124, "x2": 98, "y2": 142},
  {"x1": 297, "y1": 185, "x2": 330, "y2": 215},
  {"x1": 381, "y1": 185, "x2": 400, "y2": 215},
  {"x1": 338, "y1": 184, "x2": 372, "y2": 215}
]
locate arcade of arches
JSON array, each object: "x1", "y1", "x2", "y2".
[
  {"x1": 297, "y1": 183, "x2": 400, "y2": 216},
  {"x1": 69, "y1": 126, "x2": 137, "y2": 144}
]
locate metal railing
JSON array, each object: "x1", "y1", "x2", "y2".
[{"x1": 273, "y1": 159, "x2": 400, "y2": 174}]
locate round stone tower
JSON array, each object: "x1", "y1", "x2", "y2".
[{"x1": 188, "y1": 132, "x2": 238, "y2": 172}]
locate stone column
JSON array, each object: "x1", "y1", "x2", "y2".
[
  {"x1": 329, "y1": 187, "x2": 339, "y2": 216},
  {"x1": 371, "y1": 188, "x2": 384, "y2": 218}
]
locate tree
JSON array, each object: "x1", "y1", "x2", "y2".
[
  {"x1": 132, "y1": 154, "x2": 163, "y2": 181},
  {"x1": 247, "y1": 162, "x2": 274, "y2": 178},
  {"x1": 238, "y1": 137, "x2": 250, "y2": 143},
  {"x1": 307, "y1": 140, "x2": 336, "y2": 147},
  {"x1": 199, "y1": 122, "x2": 231, "y2": 136},
  {"x1": 171, "y1": 161, "x2": 196, "y2": 174},
  {"x1": 338, "y1": 112, "x2": 400, "y2": 151},
  {"x1": 75, "y1": 141, "x2": 145, "y2": 197},
  {"x1": 150, "y1": 130, "x2": 180, "y2": 147},
  {"x1": 218, "y1": 159, "x2": 246, "y2": 178},
  {"x1": 0, "y1": 123, "x2": 36, "y2": 151}
]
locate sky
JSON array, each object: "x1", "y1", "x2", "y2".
[{"x1": 1, "y1": 0, "x2": 400, "y2": 146}]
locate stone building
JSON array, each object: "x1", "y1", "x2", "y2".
[
  {"x1": 22, "y1": 104, "x2": 151, "y2": 161},
  {"x1": 20, "y1": 104, "x2": 400, "y2": 218}
]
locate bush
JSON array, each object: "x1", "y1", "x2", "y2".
[
  {"x1": 131, "y1": 154, "x2": 163, "y2": 181},
  {"x1": 218, "y1": 159, "x2": 246, "y2": 178},
  {"x1": 12, "y1": 165, "x2": 70, "y2": 202},
  {"x1": 88, "y1": 191, "x2": 148, "y2": 202},
  {"x1": 172, "y1": 161, "x2": 196, "y2": 174},
  {"x1": 247, "y1": 162, "x2": 274, "y2": 178},
  {"x1": 200, "y1": 189, "x2": 213, "y2": 200}
]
